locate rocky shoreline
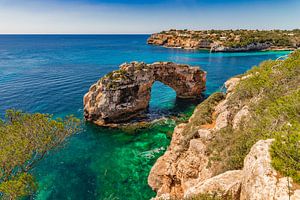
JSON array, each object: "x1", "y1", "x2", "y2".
[
  {"x1": 147, "y1": 29, "x2": 300, "y2": 52},
  {"x1": 148, "y1": 74, "x2": 300, "y2": 200},
  {"x1": 82, "y1": 50, "x2": 300, "y2": 199}
]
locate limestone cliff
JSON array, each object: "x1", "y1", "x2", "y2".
[
  {"x1": 148, "y1": 51, "x2": 300, "y2": 199},
  {"x1": 147, "y1": 29, "x2": 300, "y2": 52},
  {"x1": 84, "y1": 62, "x2": 206, "y2": 126}
]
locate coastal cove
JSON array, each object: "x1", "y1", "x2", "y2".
[{"x1": 0, "y1": 35, "x2": 291, "y2": 200}]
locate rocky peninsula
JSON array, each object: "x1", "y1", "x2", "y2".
[
  {"x1": 148, "y1": 50, "x2": 300, "y2": 199},
  {"x1": 147, "y1": 29, "x2": 300, "y2": 52},
  {"x1": 83, "y1": 62, "x2": 206, "y2": 126}
]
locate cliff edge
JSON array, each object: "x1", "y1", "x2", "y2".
[
  {"x1": 147, "y1": 29, "x2": 300, "y2": 52},
  {"x1": 148, "y1": 50, "x2": 300, "y2": 199}
]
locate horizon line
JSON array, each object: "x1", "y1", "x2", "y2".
[
  {"x1": 1, "y1": 28, "x2": 300, "y2": 35},
  {"x1": 0, "y1": 33, "x2": 152, "y2": 35}
]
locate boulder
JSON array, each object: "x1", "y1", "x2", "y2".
[
  {"x1": 184, "y1": 170, "x2": 243, "y2": 200},
  {"x1": 232, "y1": 106, "x2": 249, "y2": 129},
  {"x1": 213, "y1": 110, "x2": 230, "y2": 131},
  {"x1": 225, "y1": 77, "x2": 240, "y2": 94},
  {"x1": 240, "y1": 139, "x2": 300, "y2": 200},
  {"x1": 197, "y1": 129, "x2": 212, "y2": 140}
]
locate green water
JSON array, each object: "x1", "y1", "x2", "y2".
[
  {"x1": 34, "y1": 124, "x2": 171, "y2": 199},
  {"x1": 33, "y1": 82, "x2": 198, "y2": 200},
  {"x1": 0, "y1": 35, "x2": 291, "y2": 200}
]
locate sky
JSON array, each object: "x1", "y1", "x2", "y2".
[{"x1": 0, "y1": 0, "x2": 299, "y2": 34}]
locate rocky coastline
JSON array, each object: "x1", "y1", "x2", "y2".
[
  {"x1": 148, "y1": 51, "x2": 300, "y2": 199},
  {"x1": 147, "y1": 29, "x2": 300, "y2": 52},
  {"x1": 82, "y1": 51, "x2": 300, "y2": 199}
]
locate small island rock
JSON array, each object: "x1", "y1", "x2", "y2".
[{"x1": 83, "y1": 62, "x2": 206, "y2": 126}]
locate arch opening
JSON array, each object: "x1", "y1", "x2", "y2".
[{"x1": 149, "y1": 81, "x2": 176, "y2": 115}]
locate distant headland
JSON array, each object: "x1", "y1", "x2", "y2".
[{"x1": 147, "y1": 29, "x2": 300, "y2": 52}]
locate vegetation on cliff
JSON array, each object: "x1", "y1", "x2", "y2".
[
  {"x1": 160, "y1": 50, "x2": 300, "y2": 200},
  {"x1": 180, "y1": 92, "x2": 225, "y2": 150},
  {"x1": 208, "y1": 50, "x2": 300, "y2": 183},
  {"x1": 0, "y1": 110, "x2": 80, "y2": 199},
  {"x1": 148, "y1": 29, "x2": 300, "y2": 51}
]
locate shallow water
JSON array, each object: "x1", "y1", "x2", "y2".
[{"x1": 0, "y1": 35, "x2": 290, "y2": 199}]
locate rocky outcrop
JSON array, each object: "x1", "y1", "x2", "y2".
[
  {"x1": 210, "y1": 42, "x2": 271, "y2": 52},
  {"x1": 83, "y1": 62, "x2": 206, "y2": 126},
  {"x1": 148, "y1": 33, "x2": 271, "y2": 52},
  {"x1": 148, "y1": 71, "x2": 300, "y2": 199},
  {"x1": 184, "y1": 170, "x2": 242, "y2": 199},
  {"x1": 147, "y1": 33, "x2": 211, "y2": 49},
  {"x1": 241, "y1": 139, "x2": 300, "y2": 200},
  {"x1": 232, "y1": 106, "x2": 249, "y2": 129},
  {"x1": 182, "y1": 139, "x2": 300, "y2": 200},
  {"x1": 148, "y1": 124, "x2": 214, "y2": 199},
  {"x1": 148, "y1": 78, "x2": 234, "y2": 199},
  {"x1": 147, "y1": 32, "x2": 211, "y2": 50},
  {"x1": 149, "y1": 136, "x2": 300, "y2": 200},
  {"x1": 148, "y1": 77, "x2": 238, "y2": 199}
]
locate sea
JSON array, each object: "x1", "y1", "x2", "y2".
[{"x1": 0, "y1": 35, "x2": 290, "y2": 200}]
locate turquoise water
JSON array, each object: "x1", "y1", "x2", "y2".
[{"x1": 0, "y1": 35, "x2": 290, "y2": 199}]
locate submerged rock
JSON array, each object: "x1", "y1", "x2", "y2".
[{"x1": 83, "y1": 62, "x2": 206, "y2": 126}]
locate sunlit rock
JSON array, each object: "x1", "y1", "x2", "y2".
[{"x1": 83, "y1": 62, "x2": 206, "y2": 126}]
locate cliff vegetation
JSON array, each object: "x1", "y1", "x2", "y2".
[
  {"x1": 209, "y1": 50, "x2": 300, "y2": 182},
  {"x1": 148, "y1": 50, "x2": 300, "y2": 200},
  {"x1": 148, "y1": 29, "x2": 300, "y2": 52}
]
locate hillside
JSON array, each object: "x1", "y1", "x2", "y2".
[
  {"x1": 148, "y1": 50, "x2": 300, "y2": 199},
  {"x1": 147, "y1": 29, "x2": 300, "y2": 52}
]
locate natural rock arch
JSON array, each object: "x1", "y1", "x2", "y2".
[{"x1": 83, "y1": 62, "x2": 206, "y2": 126}]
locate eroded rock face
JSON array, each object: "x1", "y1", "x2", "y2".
[
  {"x1": 210, "y1": 42, "x2": 271, "y2": 52},
  {"x1": 147, "y1": 30, "x2": 298, "y2": 52},
  {"x1": 83, "y1": 62, "x2": 206, "y2": 125},
  {"x1": 241, "y1": 139, "x2": 300, "y2": 200},
  {"x1": 148, "y1": 124, "x2": 214, "y2": 200},
  {"x1": 148, "y1": 76, "x2": 235, "y2": 200},
  {"x1": 148, "y1": 71, "x2": 300, "y2": 200},
  {"x1": 232, "y1": 106, "x2": 249, "y2": 129},
  {"x1": 184, "y1": 170, "x2": 242, "y2": 200},
  {"x1": 225, "y1": 77, "x2": 241, "y2": 94}
]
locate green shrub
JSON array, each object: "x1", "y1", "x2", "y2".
[
  {"x1": 184, "y1": 193, "x2": 232, "y2": 200},
  {"x1": 0, "y1": 110, "x2": 80, "y2": 199},
  {"x1": 208, "y1": 50, "x2": 300, "y2": 180},
  {"x1": 180, "y1": 92, "x2": 225, "y2": 150},
  {"x1": 155, "y1": 29, "x2": 300, "y2": 49},
  {"x1": 271, "y1": 123, "x2": 300, "y2": 183}
]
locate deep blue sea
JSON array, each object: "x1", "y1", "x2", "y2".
[{"x1": 0, "y1": 35, "x2": 290, "y2": 200}]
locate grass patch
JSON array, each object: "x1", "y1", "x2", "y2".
[
  {"x1": 184, "y1": 193, "x2": 232, "y2": 200},
  {"x1": 178, "y1": 92, "x2": 225, "y2": 151},
  {"x1": 208, "y1": 50, "x2": 300, "y2": 181}
]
